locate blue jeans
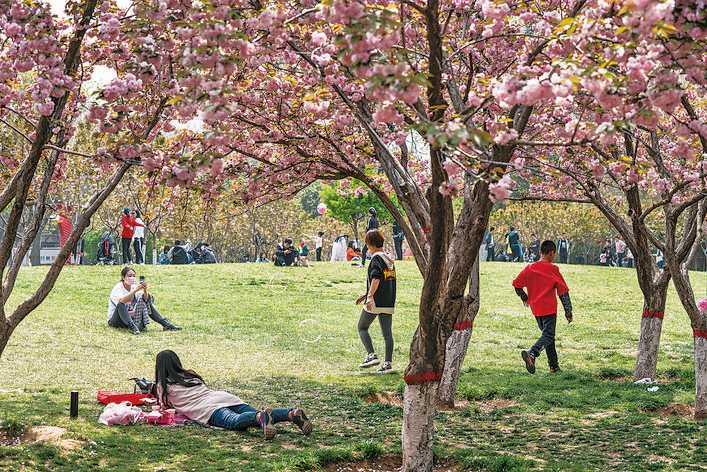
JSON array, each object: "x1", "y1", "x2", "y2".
[
  {"x1": 511, "y1": 244, "x2": 522, "y2": 262},
  {"x1": 208, "y1": 404, "x2": 292, "y2": 431}
]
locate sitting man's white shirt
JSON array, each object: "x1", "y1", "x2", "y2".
[{"x1": 107, "y1": 281, "x2": 144, "y2": 322}]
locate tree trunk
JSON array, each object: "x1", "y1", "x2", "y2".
[
  {"x1": 634, "y1": 285, "x2": 668, "y2": 380},
  {"x1": 437, "y1": 256, "x2": 480, "y2": 408},
  {"x1": 635, "y1": 315, "x2": 664, "y2": 380},
  {"x1": 436, "y1": 326, "x2": 472, "y2": 408},
  {"x1": 0, "y1": 322, "x2": 10, "y2": 359},
  {"x1": 695, "y1": 332, "x2": 707, "y2": 421},
  {"x1": 402, "y1": 382, "x2": 438, "y2": 472}
]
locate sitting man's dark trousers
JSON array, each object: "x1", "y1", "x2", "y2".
[{"x1": 108, "y1": 295, "x2": 176, "y2": 332}]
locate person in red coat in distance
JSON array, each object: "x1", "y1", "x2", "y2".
[{"x1": 120, "y1": 208, "x2": 135, "y2": 264}]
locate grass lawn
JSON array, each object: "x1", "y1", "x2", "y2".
[{"x1": 0, "y1": 261, "x2": 705, "y2": 471}]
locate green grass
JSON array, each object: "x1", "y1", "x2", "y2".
[{"x1": 0, "y1": 262, "x2": 705, "y2": 471}]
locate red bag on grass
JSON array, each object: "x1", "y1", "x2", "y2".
[{"x1": 96, "y1": 390, "x2": 153, "y2": 406}]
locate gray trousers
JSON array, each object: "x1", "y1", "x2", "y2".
[
  {"x1": 358, "y1": 310, "x2": 394, "y2": 363},
  {"x1": 108, "y1": 297, "x2": 168, "y2": 331}
]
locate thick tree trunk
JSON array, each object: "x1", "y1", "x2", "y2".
[
  {"x1": 402, "y1": 382, "x2": 438, "y2": 472},
  {"x1": 634, "y1": 285, "x2": 668, "y2": 380},
  {"x1": 635, "y1": 315, "x2": 664, "y2": 380},
  {"x1": 437, "y1": 256, "x2": 480, "y2": 408},
  {"x1": 695, "y1": 333, "x2": 707, "y2": 421},
  {"x1": 436, "y1": 327, "x2": 472, "y2": 408}
]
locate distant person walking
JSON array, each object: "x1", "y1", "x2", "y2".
[
  {"x1": 557, "y1": 236, "x2": 570, "y2": 264},
  {"x1": 512, "y1": 241, "x2": 573, "y2": 374},
  {"x1": 359, "y1": 208, "x2": 379, "y2": 267},
  {"x1": 506, "y1": 226, "x2": 522, "y2": 262},
  {"x1": 602, "y1": 238, "x2": 614, "y2": 266},
  {"x1": 484, "y1": 227, "x2": 495, "y2": 262},
  {"x1": 392, "y1": 221, "x2": 405, "y2": 261},
  {"x1": 132, "y1": 210, "x2": 146, "y2": 264},
  {"x1": 315, "y1": 231, "x2": 324, "y2": 262},
  {"x1": 625, "y1": 248, "x2": 634, "y2": 268},
  {"x1": 528, "y1": 234, "x2": 540, "y2": 262},
  {"x1": 615, "y1": 237, "x2": 626, "y2": 268},
  {"x1": 120, "y1": 208, "x2": 134, "y2": 264}
]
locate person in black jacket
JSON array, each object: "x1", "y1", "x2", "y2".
[
  {"x1": 355, "y1": 229, "x2": 396, "y2": 374},
  {"x1": 359, "y1": 208, "x2": 379, "y2": 267},
  {"x1": 392, "y1": 221, "x2": 405, "y2": 260}
]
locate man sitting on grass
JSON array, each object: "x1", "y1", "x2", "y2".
[
  {"x1": 107, "y1": 267, "x2": 181, "y2": 335},
  {"x1": 512, "y1": 240, "x2": 573, "y2": 374}
]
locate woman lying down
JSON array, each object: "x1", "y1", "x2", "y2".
[{"x1": 153, "y1": 350, "x2": 312, "y2": 439}]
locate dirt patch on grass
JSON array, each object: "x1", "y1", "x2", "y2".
[
  {"x1": 477, "y1": 399, "x2": 520, "y2": 412},
  {"x1": 3, "y1": 426, "x2": 85, "y2": 452},
  {"x1": 364, "y1": 391, "x2": 402, "y2": 407},
  {"x1": 657, "y1": 403, "x2": 694, "y2": 418},
  {"x1": 325, "y1": 455, "x2": 458, "y2": 471}
]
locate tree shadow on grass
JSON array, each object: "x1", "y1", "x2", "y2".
[
  {"x1": 445, "y1": 367, "x2": 705, "y2": 471},
  {"x1": 1, "y1": 373, "x2": 704, "y2": 471},
  {"x1": 0, "y1": 377, "x2": 402, "y2": 472}
]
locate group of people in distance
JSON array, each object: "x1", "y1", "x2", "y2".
[
  {"x1": 103, "y1": 230, "x2": 579, "y2": 439},
  {"x1": 483, "y1": 226, "x2": 572, "y2": 264},
  {"x1": 273, "y1": 238, "x2": 312, "y2": 267},
  {"x1": 159, "y1": 240, "x2": 217, "y2": 265}
]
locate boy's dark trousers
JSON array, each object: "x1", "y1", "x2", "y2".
[
  {"x1": 529, "y1": 315, "x2": 558, "y2": 369},
  {"x1": 316, "y1": 247, "x2": 322, "y2": 261}
]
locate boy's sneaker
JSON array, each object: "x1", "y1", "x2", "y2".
[
  {"x1": 549, "y1": 366, "x2": 562, "y2": 374},
  {"x1": 289, "y1": 408, "x2": 313, "y2": 435},
  {"x1": 257, "y1": 409, "x2": 276, "y2": 440},
  {"x1": 359, "y1": 353, "x2": 380, "y2": 368},
  {"x1": 521, "y1": 350, "x2": 536, "y2": 374},
  {"x1": 376, "y1": 362, "x2": 393, "y2": 374}
]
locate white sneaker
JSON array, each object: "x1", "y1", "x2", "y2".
[
  {"x1": 359, "y1": 353, "x2": 380, "y2": 368},
  {"x1": 376, "y1": 362, "x2": 393, "y2": 374}
]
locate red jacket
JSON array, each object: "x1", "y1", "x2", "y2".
[
  {"x1": 512, "y1": 260, "x2": 569, "y2": 317},
  {"x1": 120, "y1": 215, "x2": 143, "y2": 238}
]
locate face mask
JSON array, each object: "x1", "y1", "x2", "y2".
[{"x1": 126, "y1": 276, "x2": 136, "y2": 285}]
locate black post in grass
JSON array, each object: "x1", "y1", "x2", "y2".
[{"x1": 70, "y1": 391, "x2": 78, "y2": 418}]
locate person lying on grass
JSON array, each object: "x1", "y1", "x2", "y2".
[
  {"x1": 107, "y1": 266, "x2": 181, "y2": 335},
  {"x1": 512, "y1": 240, "x2": 573, "y2": 374},
  {"x1": 153, "y1": 350, "x2": 312, "y2": 439}
]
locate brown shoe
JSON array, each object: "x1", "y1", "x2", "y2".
[
  {"x1": 257, "y1": 409, "x2": 276, "y2": 440},
  {"x1": 521, "y1": 350, "x2": 536, "y2": 374},
  {"x1": 550, "y1": 367, "x2": 562, "y2": 374},
  {"x1": 290, "y1": 408, "x2": 313, "y2": 435}
]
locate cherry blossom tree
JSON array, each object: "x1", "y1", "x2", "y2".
[
  {"x1": 0, "y1": 0, "x2": 252, "y2": 357},
  {"x1": 193, "y1": 1, "x2": 595, "y2": 469},
  {"x1": 208, "y1": 0, "x2": 705, "y2": 466},
  {"x1": 506, "y1": 0, "x2": 706, "y2": 416}
]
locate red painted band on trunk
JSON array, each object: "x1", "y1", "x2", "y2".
[
  {"x1": 404, "y1": 371, "x2": 442, "y2": 385},
  {"x1": 694, "y1": 329, "x2": 707, "y2": 339},
  {"x1": 642, "y1": 309, "x2": 664, "y2": 319},
  {"x1": 453, "y1": 319, "x2": 473, "y2": 331}
]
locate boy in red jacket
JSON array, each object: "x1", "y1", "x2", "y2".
[{"x1": 512, "y1": 240, "x2": 573, "y2": 374}]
